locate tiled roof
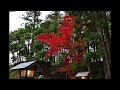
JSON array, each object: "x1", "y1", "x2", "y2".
[
  {"x1": 75, "y1": 71, "x2": 89, "y2": 77},
  {"x1": 10, "y1": 61, "x2": 36, "y2": 70}
]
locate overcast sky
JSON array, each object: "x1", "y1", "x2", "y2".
[{"x1": 9, "y1": 11, "x2": 54, "y2": 33}]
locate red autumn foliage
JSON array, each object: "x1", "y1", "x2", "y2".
[
  {"x1": 37, "y1": 15, "x2": 76, "y2": 56},
  {"x1": 37, "y1": 15, "x2": 84, "y2": 78},
  {"x1": 37, "y1": 33, "x2": 51, "y2": 45},
  {"x1": 56, "y1": 52, "x2": 83, "y2": 78}
]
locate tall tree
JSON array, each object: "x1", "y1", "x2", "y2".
[
  {"x1": 22, "y1": 11, "x2": 42, "y2": 59},
  {"x1": 9, "y1": 28, "x2": 30, "y2": 64},
  {"x1": 37, "y1": 14, "x2": 84, "y2": 79},
  {"x1": 94, "y1": 11, "x2": 111, "y2": 79}
]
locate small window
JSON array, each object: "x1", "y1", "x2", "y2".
[{"x1": 21, "y1": 70, "x2": 26, "y2": 77}]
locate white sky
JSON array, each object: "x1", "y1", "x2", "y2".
[
  {"x1": 9, "y1": 11, "x2": 53, "y2": 33},
  {"x1": 9, "y1": 11, "x2": 65, "y2": 65}
]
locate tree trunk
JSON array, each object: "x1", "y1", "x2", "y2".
[
  {"x1": 97, "y1": 28, "x2": 111, "y2": 79},
  {"x1": 11, "y1": 53, "x2": 16, "y2": 64},
  {"x1": 30, "y1": 13, "x2": 36, "y2": 57},
  {"x1": 27, "y1": 40, "x2": 30, "y2": 60},
  {"x1": 87, "y1": 63, "x2": 92, "y2": 79},
  {"x1": 94, "y1": 12, "x2": 111, "y2": 79},
  {"x1": 103, "y1": 57, "x2": 107, "y2": 79},
  {"x1": 16, "y1": 51, "x2": 18, "y2": 63},
  {"x1": 18, "y1": 50, "x2": 21, "y2": 63},
  {"x1": 101, "y1": 11, "x2": 111, "y2": 67}
]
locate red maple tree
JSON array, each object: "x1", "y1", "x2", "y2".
[{"x1": 37, "y1": 15, "x2": 84, "y2": 79}]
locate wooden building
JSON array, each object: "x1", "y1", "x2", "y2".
[{"x1": 10, "y1": 60, "x2": 51, "y2": 79}]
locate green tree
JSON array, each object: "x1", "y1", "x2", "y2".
[
  {"x1": 65, "y1": 11, "x2": 111, "y2": 79},
  {"x1": 22, "y1": 11, "x2": 42, "y2": 60},
  {"x1": 9, "y1": 28, "x2": 28, "y2": 64}
]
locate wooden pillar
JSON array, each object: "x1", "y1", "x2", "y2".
[
  {"x1": 26, "y1": 69, "x2": 27, "y2": 79},
  {"x1": 19, "y1": 70, "x2": 21, "y2": 79}
]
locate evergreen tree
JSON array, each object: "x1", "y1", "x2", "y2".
[{"x1": 21, "y1": 11, "x2": 42, "y2": 60}]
